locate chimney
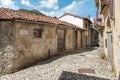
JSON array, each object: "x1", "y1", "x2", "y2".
[{"x1": 87, "y1": 15, "x2": 90, "y2": 20}]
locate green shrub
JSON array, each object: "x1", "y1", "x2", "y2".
[{"x1": 101, "y1": 52, "x2": 106, "y2": 59}]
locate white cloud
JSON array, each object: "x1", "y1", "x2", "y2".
[
  {"x1": 0, "y1": 0, "x2": 19, "y2": 9},
  {"x1": 90, "y1": 17, "x2": 94, "y2": 23},
  {"x1": 54, "y1": 1, "x2": 79, "y2": 17},
  {"x1": 46, "y1": 0, "x2": 89, "y2": 17},
  {"x1": 21, "y1": 0, "x2": 33, "y2": 7},
  {"x1": 39, "y1": 0, "x2": 59, "y2": 10}
]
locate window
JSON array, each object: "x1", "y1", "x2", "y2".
[
  {"x1": 33, "y1": 29, "x2": 42, "y2": 38},
  {"x1": 86, "y1": 23, "x2": 87, "y2": 28},
  {"x1": 111, "y1": 35, "x2": 113, "y2": 43},
  {"x1": 105, "y1": 39, "x2": 107, "y2": 48}
]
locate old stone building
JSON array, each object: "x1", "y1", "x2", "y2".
[
  {"x1": 97, "y1": 0, "x2": 113, "y2": 64},
  {"x1": 0, "y1": 8, "x2": 86, "y2": 75},
  {"x1": 95, "y1": 0, "x2": 120, "y2": 79},
  {"x1": 59, "y1": 13, "x2": 98, "y2": 47}
]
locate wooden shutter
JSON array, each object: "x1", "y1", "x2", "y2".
[{"x1": 34, "y1": 29, "x2": 42, "y2": 38}]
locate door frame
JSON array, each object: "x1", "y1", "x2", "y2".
[
  {"x1": 56, "y1": 28, "x2": 66, "y2": 52},
  {"x1": 74, "y1": 30, "x2": 78, "y2": 50}
]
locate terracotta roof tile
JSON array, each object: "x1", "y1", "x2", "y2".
[{"x1": 0, "y1": 7, "x2": 85, "y2": 30}]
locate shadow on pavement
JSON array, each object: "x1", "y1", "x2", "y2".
[
  {"x1": 35, "y1": 47, "x2": 97, "y2": 66},
  {"x1": 58, "y1": 71, "x2": 110, "y2": 80}
]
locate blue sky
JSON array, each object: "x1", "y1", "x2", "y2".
[{"x1": 0, "y1": 0, "x2": 97, "y2": 19}]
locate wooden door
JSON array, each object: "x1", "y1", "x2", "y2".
[
  {"x1": 74, "y1": 30, "x2": 77, "y2": 50},
  {"x1": 57, "y1": 29, "x2": 65, "y2": 52},
  {"x1": 80, "y1": 31, "x2": 83, "y2": 48}
]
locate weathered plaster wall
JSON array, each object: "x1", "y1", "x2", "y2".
[
  {"x1": 56, "y1": 28, "x2": 66, "y2": 52},
  {"x1": 113, "y1": 0, "x2": 120, "y2": 78},
  {"x1": 13, "y1": 22, "x2": 57, "y2": 72},
  {"x1": 82, "y1": 31, "x2": 86, "y2": 48},
  {"x1": 77, "y1": 30, "x2": 82, "y2": 49},
  {"x1": 103, "y1": 16, "x2": 108, "y2": 58},
  {"x1": 65, "y1": 28, "x2": 74, "y2": 51},
  {"x1": 102, "y1": 9, "x2": 110, "y2": 59},
  {"x1": 83, "y1": 19, "x2": 92, "y2": 47},
  {"x1": 88, "y1": 29, "x2": 92, "y2": 46},
  {"x1": 91, "y1": 29, "x2": 96, "y2": 46},
  {"x1": 98, "y1": 15, "x2": 105, "y2": 51},
  {"x1": 0, "y1": 21, "x2": 15, "y2": 74},
  {"x1": 0, "y1": 21, "x2": 85, "y2": 75}
]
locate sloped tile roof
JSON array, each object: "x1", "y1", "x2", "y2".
[{"x1": 0, "y1": 7, "x2": 85, "y2": 30}]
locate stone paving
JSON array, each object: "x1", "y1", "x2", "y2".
[{"x1": 0, "y1": 48, "x2": 116, "y2": 80}]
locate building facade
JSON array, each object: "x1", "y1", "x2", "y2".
[
  {"x1": 59, "y1": 13, "x2": 98, "y2": 47},
  {"x1": 95, "y1": 0, "x2": 120, "y2": 79},
  {"x1": 0, "y1": 8, "x2": 86, "y2": 75},
  {"x1": 114, "y1": 0, "x2": 120, "y2": 79}
]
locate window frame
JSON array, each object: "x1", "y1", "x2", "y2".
[{"x1": 33, "y1": 28, "x2": 43, "y2": 38}]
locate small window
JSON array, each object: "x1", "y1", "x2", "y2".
[
  {"x1": 33, "y1": 29, "x2": 42, "y2": 38},
  {"x1": 105, "y1": 39, "x2": 107, "y2": 48},
  {"x1": 86, "y1": 23, "x2": 87, "y2": 28},
  {"x1": 111, "y1": 35, "x2": 113, "y2": 43}
]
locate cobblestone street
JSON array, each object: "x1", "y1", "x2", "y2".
[{"x1": 0, "y1": 48, "x2": 116, "y2": 80}]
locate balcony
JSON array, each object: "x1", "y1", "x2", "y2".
[
  {"x1": 100, "y1": 0, "x2": 110, "y2": 14},
  {"x1": 101, "y1": 0, "x2": 110, "y2": 5}
]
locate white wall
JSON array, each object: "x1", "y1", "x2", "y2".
[{"x1": 59, "y1": 15, "x2": 83, "y2": 28}]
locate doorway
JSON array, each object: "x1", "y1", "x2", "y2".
[{"x1": 57, "y1": 29, "x2": 66, "y2": 52}]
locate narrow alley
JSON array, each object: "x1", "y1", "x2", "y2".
[{"x1": 0, "y1": 48, "x2": 116, "y2": 80}]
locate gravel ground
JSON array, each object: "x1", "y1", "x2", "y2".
[{"x1": 0, "y1": 48, "x2": 116, "y2": 80}]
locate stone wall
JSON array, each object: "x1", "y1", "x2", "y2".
[
  {"x1": 82, "y1": 31, "x2": 86, "y2": 48},
  {"x1": 0, "y1": 21, "x2": 85, "y2": 75},
  {"x1": 11, "y1": 21, "x2": 78, "y2": 73},
  {"x1": 65, "y1": 27, "x2": 74, "y2": 51},
  {"x1": 0, "y1": 21, "x2": 15, "y2": 75},
  {"x1": 0, "y1": 46, "x2": 14, "y2": 75},
  {"x1": 76, "y1": 30, "x2": 82, "y2": 49},
  {"x1": 91, "y1": 29, "x2": 97, "y2": 46},
  {"x1": 83, "y1": 19, "x2": 92, "y2": 47},
  {"x1": 98, "y1": 0, "x2": 120, "y2": 79},
  {"x1": 12, "y1": 22, "x2": 57, "y2": 72}
]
